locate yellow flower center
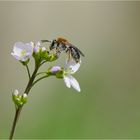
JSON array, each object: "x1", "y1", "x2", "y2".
[{"x1": 21, "y1": 50, "x2": 26, "y2": 56}]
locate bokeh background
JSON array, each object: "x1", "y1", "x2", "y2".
[{"x1": 0, "y1": 1, "x2": 140, "y2": 139}]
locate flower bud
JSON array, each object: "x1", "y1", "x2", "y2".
[
  {"x1": 21, "y1": 93, "x2": 28, "y2": 104},
  {"x1": 41, "y1": 47, "x2": 46, "y2": 52},
  {"x1": 13, "y1": 89, "x2": 19, "y2": 96},
  {"x1": 55, "y1": 70, "x2": 64, "y2": 78},
  {"x1": 46, "y1": 66, "x2": 64, "y2": 78},
  {"x1": 12, "y1": 89, "x2": 20, "y2": 104},
  {"x1": 47, "y1": 54, "x2": 58, "y2": 62},
  {"x1": 33, "y1": 42, "x2": 41, "y2": 53},
  {"x1": 50, "y1": 66, "x2": 61, "y2": 74},
  {"x1": 12, "y1": 90, "x2": 28, "y2": 109}
]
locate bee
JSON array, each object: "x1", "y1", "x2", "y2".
[{"x1": 41, "y1": 37, "x2": 84, "y2": 63}]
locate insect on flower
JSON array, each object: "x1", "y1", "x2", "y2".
[{"x1": 41, "y1": 37, "x2": 85, "y2": 63}]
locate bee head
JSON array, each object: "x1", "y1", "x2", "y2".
[{"x1": 50, "y1": 39, "x2": 57, "y2": 50}]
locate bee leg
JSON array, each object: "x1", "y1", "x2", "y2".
[{"x1": 66, "y1": 49, "x2": 72, "y2": 62}]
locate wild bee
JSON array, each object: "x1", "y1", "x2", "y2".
[{"x1": 41, "y1": 37, "x2": 84, "y2": 63}]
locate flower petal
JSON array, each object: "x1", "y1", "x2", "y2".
[
  {"x1": 69, "y1": 75, "x2": 81, "y2": 92},
  {"x1": 33, "y1": 41, "x2": 40, "y2": 53},
  {"x1": 42, "y1": 47, "x2": 46, "y2": 52},
  {"x1": 13, "y1": 89, "x2": 19, "y2": 96},
  {"x1": 11, "y1": 53, "x2": 21, "y2": 60},
  {"x1": 13, "y1": 43, "x2": 23, "y2": 55},
  {"x1": 65, "y1": 59, "x2": 81, "y2": 74},
  {"x1": 63, "y1": 75, "x2": 71, "y2": 88}
]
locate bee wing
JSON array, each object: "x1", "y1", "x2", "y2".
[{"x1": 69, "y1": 44, "x2": 85, "y2": 57}]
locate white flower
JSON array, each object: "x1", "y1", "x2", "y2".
[
  {"x1": 63, "y1": 59, "x2": 81, "y2": 92},
  {"x1": 11, "y1": 42, "x2": 33, "y2": 61}
]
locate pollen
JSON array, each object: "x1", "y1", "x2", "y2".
[{"x1": 21, "y1": 50, "x2": 26, "y2": 56}]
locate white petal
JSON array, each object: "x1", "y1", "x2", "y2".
[
  {"x1": 25, "y1": 43, "x2": 33, "y2": 53},
  {"x1": 33, "y1": 46, "x2": 40, "y2": 53},
  {"x1": 13, "y1": 89, "x2": 19, "y2": 96},
  {"x1": 11, "y1": 53, "x2": 20, "y2": 60},
  {"x1": 65, "y1": 59, "x2": 81, "y2": 74},
  {"x1": 33, "y1": 41, "x2": 41, "y2": 53},
  {"x1": 70, "y1": 62, "x2": 81, "y2": 74},
  {"x1": 13, "y1": 43, "x2": 23, "y2": 55},
  {"x1": 69, "y1": 75, "x2": 81, "y2": 92},
  {"x1": 63, "y1": 76, "x2": 71, "y2": 88},
  {"x1": 26, "y1": 42, "x2": 34, "y2": 48},
  {"x1": 36, "y1": 41, "x2": 41, "y2": 47},
  {"x1": 42, "y1": 47, "x2": 46, "y2": 52},
  {"x1": 14, "y1": 42, "x2": 26, "y2": 51}
]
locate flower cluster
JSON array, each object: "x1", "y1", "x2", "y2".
[
  {"x1": 11, "y1": 40, "x2": 83, "y2": 108},
  {"x1": 12, "y1": 90, "x2": 27, "y2": 109},
  {"x1": 10, "y1": 39, "x2": 84, "y2": 139}
]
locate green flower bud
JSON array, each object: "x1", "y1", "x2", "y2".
[
  {"x1": 47, "y1": 54, "x2": 58, "y2": 62},
  {"x1": 21, "y1": 93, "x2": 28, "y2": 104},
  {"x1": 40, "y1": 49, "x2": 49, "y2": 60},
  {"x1": 55, "y1": 70, "x2": 64, "y2": 78},
  {"x1": 46, "y1": 66, "x2": 64, "y2": 78},
  {"x1": 12, "y1": 90, "x2": 28, "y2": 109}
]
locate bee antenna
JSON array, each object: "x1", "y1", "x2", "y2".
[{"x1": 41, "y1": 40, "x2": 52, "y2": 43}]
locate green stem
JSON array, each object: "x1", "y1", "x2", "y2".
[
  {"x1": 9, "y1": 108, "x2": 22, "y2": 140},
  {"x1": 36, "y1": 72, "x2": 46, "y2": 77},
  {"x1": 32, "y1": 75, "x2": 49, "y2": 87},
  {"x1": 25, "y1": 65, "x2": 31, "y2": 79},
  {"x1": 40, "y1": 60, "x2": 47, "y2": 66},
  {"x1": 9, "y1": 63, "x2": 40, "y2": 140},
  {"x1": 24, "y1": 65, "x2": 39, "y2": 94}
]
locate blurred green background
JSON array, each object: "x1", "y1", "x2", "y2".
[{"x1": 0, "y1": 1, "x2": 140, "y2": 139}]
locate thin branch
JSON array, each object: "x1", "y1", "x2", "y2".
[
  {"x1": 9, "y1": 108, "x2": 22, "y2": 140},
  {"x1": 36, "y1": 72, "x2": 46, "y2": 77},
  {"x1": 40, "y1": 60, "x2": 47, "y2": 66},
  {"x1": 25, "y1": 65, "x2": 31, "y2": 79},
  {"x1": 32, "y1": 75, "x2": 49, "y2": 87}
]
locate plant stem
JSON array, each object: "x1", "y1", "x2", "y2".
[
  {"x1": 24, "y1": 65, "x2": 39, "y2": 94},
  {"x1": 32, "y1": 75, "x2": 49, "y2": 87},
  {"x1": 25, "y1": 65, "x2": 31, "y2": 79},
  {"x1": 36, "y1": 72, "x2": 46, "y2": 77},
  {"x1": 9, "y1": 108, "x2": 22, "y2": 140},
  {"x1": 9, "y1": 63, "x2": 40, "y2": 140},
  {"x1": 40, "y1": 60, "x2": 47, "y2": 66}
]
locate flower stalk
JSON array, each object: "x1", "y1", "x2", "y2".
[
  {"x1": 9, "y1": 62, "x2": 40, "y2": 140},
  {"x1": 10, "y1": 39, "x2": 83, "y2": 139},
  {"x1": 9, "y1": 108, "x2": 22, "y2": 140}
]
